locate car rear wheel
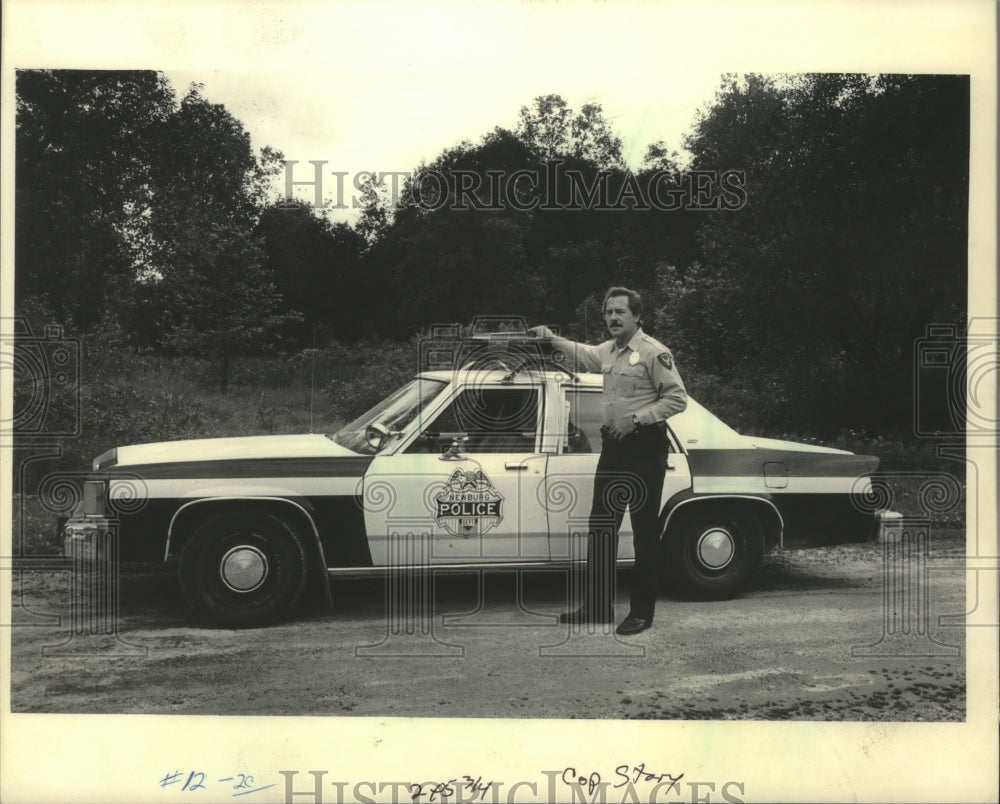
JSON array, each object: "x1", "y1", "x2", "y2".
[
  {"x1": 179, "y1": 510, "x2": 308, "y2": 627},
  {"x1": 663, "y1": 508, "x2": 765, "y2": 600}
]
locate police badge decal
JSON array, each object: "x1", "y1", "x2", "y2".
[{"x1": 434, "y1": 469, "x2": 505, "y2": 537}]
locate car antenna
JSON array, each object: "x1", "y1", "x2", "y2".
[{"x1": 309, "y1": 324, "x2": 317, "y2": 433}]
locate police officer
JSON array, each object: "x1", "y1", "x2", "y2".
[{"x1": 530, "y1": 286, "x2": 687, "y2": 634}]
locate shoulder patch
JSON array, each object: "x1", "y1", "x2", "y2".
[{"x1": 657, "y1": 351, "x2": 674, "y2": 371}]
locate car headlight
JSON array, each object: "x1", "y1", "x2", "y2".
[{"x1": 83, "y1": 480, "x2": 107, "y2": 516}]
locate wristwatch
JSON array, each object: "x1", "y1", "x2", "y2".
[{"x1": 631, "y1": 414, "x2": 640, "y2": 430}]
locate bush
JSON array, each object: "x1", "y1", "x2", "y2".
[
  {"x1": 322, "y1": 337, "x2": 420, "y2": 420},
  {"x1": 682, "y1": 370, "x2": 791, "y2": 437}
]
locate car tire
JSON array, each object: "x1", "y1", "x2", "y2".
[
  {"x1": 179, "y1": 509, "x2": 309, "y2": 627},
  {"x1": 663, "y1": 507, "x2": 765, "y2": 600}
]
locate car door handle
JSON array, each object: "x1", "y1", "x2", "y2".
[{"x1": 505, "y1": 463, "x2": 528, "y2": 471}]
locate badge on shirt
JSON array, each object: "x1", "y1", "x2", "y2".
[
  {"x1": 657, "y1": 351, "x2": 673, "y2": 370},
  {"x1": 629, "y1": 351, "x2": 640, "y2": 366}
]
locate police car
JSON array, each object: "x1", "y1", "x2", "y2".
[{"x1": 63, "y1": 339, "x2": 895, "y2": 627}]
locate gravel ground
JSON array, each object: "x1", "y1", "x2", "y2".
[{"x1": 8, "y1": 529, "x2": 967, "y2": 721}]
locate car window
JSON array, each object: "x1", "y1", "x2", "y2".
[
  {"x1": 405, "y1": 387, "x2": 540, "y2": 454},
  {"x1": 331, "y1": 378, "x2": 448, "y2": 454},
  {"x1": 563, "y1": 388, "x2": 603, "y2": 453},
  {"x1": 563, "y1": 387, "x2": 677, "y2": 454}
]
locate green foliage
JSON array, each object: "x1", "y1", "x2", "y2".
[
  {"x1": 15, "y1": 70, "x2": 176, "y2": 329},
  {"x1": 388, "y1": 213, "x2": 547, "y2": 334},
  {"x1": 14, "y1": 73, "x2": 968, "y2": 446},
  {"x1": 373, "y1": 101, "x2": 644, "y2": 336},
  {"x1": 13, "y1": 329, "x2": 965, "y2": 556},
  {"x1": 148, "y1": 85, "x2": 264, "y2": 237},
  {"x1": 15, "y1": 71, "x2": 293, "y2": 374},
  {"x1": 16, "y1": 334, "x2": 422, "y2": 495},
  {"x1": 354, "y1": 173, "x2": 391, "y2": 246},
  {"x1": 319, "y1": 337, "x2": 422, "y2": 420},
  {"x1": 141, "y1": 86, "x2": 296, "y2": 385},
  {"x1": 254, "y1": 201, "x2": 367, "y2": 347},
  {"x1": 672, "y1": 73, "x2": 968, "y2": 434},
  {"x1": 516, "y1": 94, "x2": 624, "y2": 167},
  {"x1": 156, "y1": 222, "x2": 301, "y2": 391},
  {"x1": 59, "y1": 335, "x2": 210, "y2": 471}
]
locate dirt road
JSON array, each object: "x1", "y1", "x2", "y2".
[{"x1": 9, "y1": 530, "x2": 966, "y2": 720}]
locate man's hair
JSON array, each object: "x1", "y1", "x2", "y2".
[{"x1": 603, "y1": 286, "x2": 643, "y2": 320}]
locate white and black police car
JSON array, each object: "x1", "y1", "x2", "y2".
[{"x1": 63, "y1": 328, "x2": 898, "y2": 627}]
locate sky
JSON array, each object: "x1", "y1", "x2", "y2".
[
  {"x1": 164, "y1": 63, "x2": 726, "y2": 219},
  {"x1": 163, "y1": 5, "x2": 737, "y2": 219},
  {"x1": 17, "y1": 1, "x2": 993, "y2": 221},
  {"x1": 142, "y1": 0, "x2": 993, "y2": 223},
  {"x1": 163, "y1": 61, "x2": 723, "y2": 174}
]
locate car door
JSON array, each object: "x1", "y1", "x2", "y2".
[
  {"x1": 363, "y1": 384, "x2": 549, "y2": 566},
  {"x1": 545, "y1": 385, "x2": 692, "y2": 563}
]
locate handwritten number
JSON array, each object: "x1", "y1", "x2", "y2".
[
  {"x1": 411, "y1": 778, "x2": 494, "y2": 803},
  {"x1": 182, "y1": 772, "x2": 207, "y2": 792},
  {"x1": 234, "y1": 774, "x2": 254, "y2": 790}
]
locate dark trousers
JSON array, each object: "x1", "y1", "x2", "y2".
[{"x1": 583, "y1": 427, "x2": 669, "y2": 620}]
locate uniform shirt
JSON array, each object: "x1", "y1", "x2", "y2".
[{"x1": 560, "y1": 329, "x2": 687, "y2": 427}]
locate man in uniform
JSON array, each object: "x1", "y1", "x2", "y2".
[{"x1": 530, "y1": 286, "x2": 687, "y2": 635}]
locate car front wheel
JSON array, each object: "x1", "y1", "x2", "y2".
[
  {"x1": 179, "y1": 509, "x2": 309, "y2": 627},
  {"x1": 663, "y1": 507, "x2": 765, "y2": 600}
]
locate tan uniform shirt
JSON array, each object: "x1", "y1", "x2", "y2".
[{"x1": 559, "y1": 329, "x2": 687, "y2": 427}]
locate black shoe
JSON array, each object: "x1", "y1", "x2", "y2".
[
  {"x1": 559, "y1": 606, "x2": 614, "y2": 625},
  {"x1": 615, "y1": 615, "x2": 652, "y2": 635}
]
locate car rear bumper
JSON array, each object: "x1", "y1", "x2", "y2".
[
  {"x1": 63, "y1": 517, "x2": 114, "y2": 562},
  {"x1": 876, "y1": 510, "x2": 905, "y2": 542}
]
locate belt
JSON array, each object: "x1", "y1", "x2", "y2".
[{"x1": 600, "y1": 421, "x2": 667, "y2": 440}]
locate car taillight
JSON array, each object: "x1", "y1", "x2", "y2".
[
  {"x1": 93, "y1": 448, "x2": 117, "y2": 470},
  {"x1": 83, "y1": 481, "x2": 107, "y2": 516}
]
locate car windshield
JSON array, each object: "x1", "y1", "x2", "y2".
[{"x1": 329, "y1": 377, "x2": 449, "y2": 454}]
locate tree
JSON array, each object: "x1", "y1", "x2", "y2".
[
  {"x1": 147, "y1": 85, "x2": 281, "y2": 257},
  {"x1": 570, "y1": 102, "x2": 625, "y2": 168},
  {"x1": 361, "y1": 94, "x2": 704, "y2": 338},
  {"x1": 15, "y1": 69, "x2": 176, "y2": 329},
  {"x1": 135, "y1": 85, "x2": 297, "y2": 378},
  {"x1": 515, "y1": 94, "x2": 573, "y2": 162},
  {"x1": 677, "y1": 73, "x2": 969, "y2": 433},
  {"x1": 14, "y1": 71, "x2": 293, "y2": 371},
  {"x1": 389, "y1": 212, "x2": 546, "y2": 334},
  {"x1": 158, "y1": 223, "x2": 299, "y2": 392},
  {"x1": 515, "y1": 94, "x2": 624, "y2": 167},
  {"x1": 355, "y1": 173, "x2": 391, "y2": 246},
  {"x1": 255, "y1": 201, "x2": 367, "y2": 345}
]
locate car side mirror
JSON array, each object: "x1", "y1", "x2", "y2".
[
  {"x1": 365, "y1": 422, "x2": 395, "y2": 451},
  {"x1": 438, "y1": 434, "x2": 470, "y2": 461}
]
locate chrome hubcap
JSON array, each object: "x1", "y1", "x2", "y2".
[
  {"x1": 696, "y1": 527, "x2": 735, "y2": 570},
  {"x1": 220, "y1": 545, "x2": 268, "y2": 592}
]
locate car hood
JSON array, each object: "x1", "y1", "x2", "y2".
[{"x1": 113, "y1": 434, "x2": 361, "y2": 467}]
